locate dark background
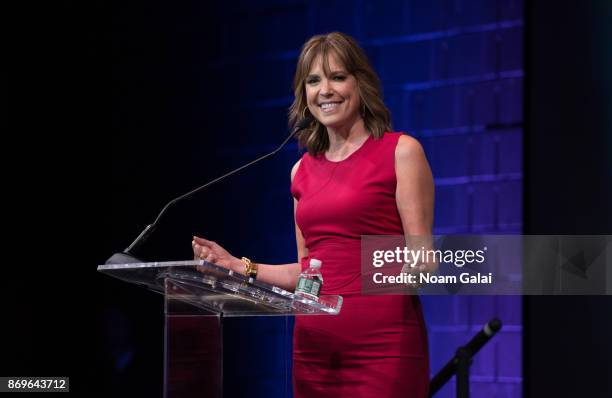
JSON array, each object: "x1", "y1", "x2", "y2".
[
  {"x1": 6, "y1": 0, "x2": 611, "y2": 397},
  {"x1": 525, "y1": 1, "x2": 612, "y2": 397}
]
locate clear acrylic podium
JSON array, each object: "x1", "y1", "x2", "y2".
[{"x1": 98, "y1": 260, "x2": 343, "y2": 398}]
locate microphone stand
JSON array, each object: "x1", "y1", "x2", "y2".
[
  {"x1": 106, "y1": 117, "x2": 312, "y2": 265},
  {"x1": 428, "y1": 318, "x2": 502, "y2": 398}
]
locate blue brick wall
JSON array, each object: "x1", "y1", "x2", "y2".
[{"x1": 205, "y1": 1, "x2": 524, "y2": 397}]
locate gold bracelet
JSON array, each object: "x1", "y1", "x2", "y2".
[{"x1": 241, "y1": 257, "x2": 258, "y2": 279}]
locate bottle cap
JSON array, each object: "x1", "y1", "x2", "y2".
[{"x1": 309, "y1": 258, "x2": 322, "y2": 268}]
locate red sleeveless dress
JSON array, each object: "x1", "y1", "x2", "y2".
[{"x1": 290, "y1": 132, "x2": 430, "y2": 398}]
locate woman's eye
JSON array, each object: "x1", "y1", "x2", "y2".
[
  {"x1": 306, "y1": 77, "x2": 319, "y2": 84},
  {"x1": 332, "y1": 75, "x2": 346, "y2": 81}
]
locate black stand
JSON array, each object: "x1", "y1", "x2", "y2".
[{"x1": 429, "y1": 318, "x2": 502, "y2": 398}]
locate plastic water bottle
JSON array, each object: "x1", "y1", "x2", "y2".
[{"x1": 295, "y1": 259, "x2": 323, "y2": 300}]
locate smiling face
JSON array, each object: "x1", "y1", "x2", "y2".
[{"x1": 305, "y1": 53, "x2": 362, "y2": 132}]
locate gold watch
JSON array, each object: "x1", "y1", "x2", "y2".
[{"x1": 241, "y1": 257, "x2": 258, "y2": 280}]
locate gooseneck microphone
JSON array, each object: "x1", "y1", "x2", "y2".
[{"x1": 105, "y1": 116, "x2": 313, "y2": 265}]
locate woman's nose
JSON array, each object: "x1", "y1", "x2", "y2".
[{"x1": 320, "y1": 79, "x2": 333, "y2": 96}]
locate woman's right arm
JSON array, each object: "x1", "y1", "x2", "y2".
[{"x1": 191, "y1": 159, "x2": 307, "y2": 292}]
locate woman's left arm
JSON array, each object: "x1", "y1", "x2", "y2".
[
  {"x1": 395, "y1": 134, "x2": 434, "y2": 235},
  {"x1": 395, "y1": 135, "x2": 435, "y2": 274}
]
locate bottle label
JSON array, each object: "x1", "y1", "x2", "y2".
[{"x1": 295, "y1": 276, "x2": 321, "y2": 298}]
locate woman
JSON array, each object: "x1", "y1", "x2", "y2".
[{"x1": 192, "y1": 32, "x2": 433, "y2": 398}]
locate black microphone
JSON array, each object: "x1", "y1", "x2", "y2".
[
  {"x1": 462, "y1": 317, "x2": 502, "y2": 356},
  {"x1": 105, "y1": 116, "x2": 313, "y2": 265}
]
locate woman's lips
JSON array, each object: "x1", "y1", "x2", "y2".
[{"x1": 319, "y1": 101, "x2": 342, "y2": 113}]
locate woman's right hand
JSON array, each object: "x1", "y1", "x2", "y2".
[{"x1": 192, "y1": 236, "x2": 243, "y2": 272}]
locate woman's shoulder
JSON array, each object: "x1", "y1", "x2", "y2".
[
  {"x1": 378, "y1": 131, "x2": 411, "y2": 144},
  {"x1": 290, "y1": 151, "x2": 314, "y2": 182},
  {"x1": 377, "y1": 132, "x2": 422, "y2": 150},
  {"x1": 384, "y1": 132, "x2": 424, "y2": 160},
  {"x1": 291, "y1": 158, "x2": 303, "y2": 182}
]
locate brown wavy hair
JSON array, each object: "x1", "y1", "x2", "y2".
[{"x1": 288, "y1": 32, "x2": 392, "y2": 156}]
